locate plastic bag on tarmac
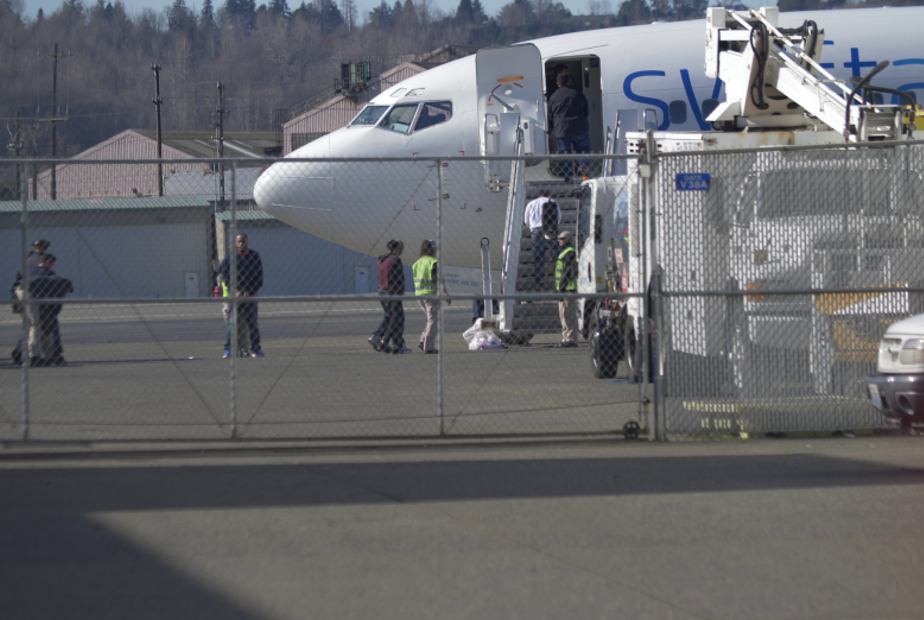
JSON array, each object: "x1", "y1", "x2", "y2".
[{"x1": 463, "y1": 319, "x2": 505, "y2": 351}]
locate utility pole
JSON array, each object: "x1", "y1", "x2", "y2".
[
  {"x1": 39, "y1": 43, "x2": 71, "y2": 200},
  {"x1": 215, "y1": 82, "x2": 225, "y2": 204},
  {"x1": 152, "y1": 62, "x2": 164, "y2": 197},
  {"x1": 7, "y1": 111, "x2": 22, "y2": 200}
]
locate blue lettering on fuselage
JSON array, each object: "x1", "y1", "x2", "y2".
[
  {"x1": 624, "y1": 48, "x2": 924, "y2": 129},
  {"x1": 893, "y1": 59, "x2": 924, "y2": 105},
  {"x1": 625, "y1": 70, "x2": 722, "y2": 131},
  {"x1": 623, "y1": 71, "x2": 671, "y2": 130}
]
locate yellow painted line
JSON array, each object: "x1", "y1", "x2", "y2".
[{"x1": 497, "y1": 76, "x2": 524, "y2": 83}]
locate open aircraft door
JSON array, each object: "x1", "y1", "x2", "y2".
[{"x1": 476, "y1": 44, "x2": 547, "y2": 189}]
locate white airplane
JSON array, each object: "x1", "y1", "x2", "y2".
[{"x1": 254, "y1": 6, "x2": 924, "y2": 291}]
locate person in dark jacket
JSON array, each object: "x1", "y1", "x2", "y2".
[
  {"x1": 11, "y1": 239, "x2": 52, "y2": 365},
  {"x1": 219, "y1": 233, "x2": 264, "y2": 358},
  {"x1": 19, "y1": 254, "x2": 73, "y2": 366},
  {"x1": 548, "y1": 73, "x2": 590, "y2": 182},
  {"x1": 369, "y1": 239, "x2": 406, "y2": 354}
]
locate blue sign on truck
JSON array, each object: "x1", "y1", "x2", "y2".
[{"x1": 676, "y1": 173, "x2": 710, "y2": 191}]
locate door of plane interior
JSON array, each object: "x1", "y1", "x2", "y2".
[{"x1": 476, "y1": 44, "x2": 548, "y2": 162}]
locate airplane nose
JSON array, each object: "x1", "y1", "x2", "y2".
[{"x1": 254, "y1": 150, "x2": 334, "y2": 239}]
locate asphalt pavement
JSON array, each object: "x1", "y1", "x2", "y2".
[{"x1": 1, "y1": 436, "x2": 922, "y2": 619}]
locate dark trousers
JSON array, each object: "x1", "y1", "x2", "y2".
[
  {"x1": 531, "y1": 228, "x2": 551, "y2": 287},
  {"x1": 556, "y1": 131, "x2": 591, "y2": 178},
  {"x1": 375, "y1": 300, "x2": 405, "y2": 349},
  {"x1": 472, "y1": 299, "x2": 500, "y2": 323},
  {"x1": 224, "y1": 301, "x2": 260, "y2": 352}
]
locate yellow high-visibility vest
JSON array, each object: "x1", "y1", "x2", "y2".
[{"x1": 413, "y1": 255, "x2": 437, "y2": 296}]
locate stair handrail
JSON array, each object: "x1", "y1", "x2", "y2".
[{"x1": 498, "y1": 125, "x2": 526, "y2": 332}]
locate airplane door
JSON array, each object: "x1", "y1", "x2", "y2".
[{"x1": 476, "y1": 44, "x2": 547, "y2": 161}]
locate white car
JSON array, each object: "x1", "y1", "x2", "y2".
[{"x1": 867, "y1": 314, "x2": 924, "y2": 429}]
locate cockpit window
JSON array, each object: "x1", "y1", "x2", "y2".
[
  {"x1": 351, "y1": 106, "x2": 389, "y2": 126},
  {"x1": 380, "y1": 104, "x2": 419, "y2": 134},
  {"x1": 413, "y1": 101, "x2": 452, "y2": 132},
  {"x1": 406, "y1": 88, "x2": 425, "y2": 96},
  {"x1": 390, "y1": 88, "x2": 407, "y2": 98}
]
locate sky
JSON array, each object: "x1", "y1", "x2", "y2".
[{"x1": 21, "y1": 0, "x2": 617, "y2": 21}]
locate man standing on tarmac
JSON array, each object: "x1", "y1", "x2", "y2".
[
  {"x1": 548, "y1": 73, "x2": 590, "y2": 182},
  {"x1": 369, "y1": 240, "x2": 407, "y2": 354},
  {"x1": 11, "y1": 239, "x2": 51, "y2": 365},
  {"x1": 220, "y1": 233, "x2": 264, "y2": 359},
  {"x1": 523, "y1": 190, "x2": 561, "y2": 291},
  {"x1": 555, "y1": 230, "x2": 579, "y2": 348}
]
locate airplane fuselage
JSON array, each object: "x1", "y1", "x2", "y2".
[{"x1": 255, "y1": 7, "x2": 924, "y2": 280}]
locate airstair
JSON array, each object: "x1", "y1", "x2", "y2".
[{"x1": 490, "y1": 127, "x2": 580, "y2": 343}]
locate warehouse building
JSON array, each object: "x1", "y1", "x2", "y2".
[
  {"x1": 27, "y1": 131, "x2": 275, "y2": 202},
  {"x1": 1, "y1": 196, "x2": 214, "y2": 299}
]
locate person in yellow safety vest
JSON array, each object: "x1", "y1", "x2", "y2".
[
  {"x1": 555, "y1": 230, "x2": 579, "y2": 348},
  {"x1": 413, "y1": 239, "x2": 450, "y2": 354}
]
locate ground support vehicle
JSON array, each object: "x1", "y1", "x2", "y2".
[{"x1": 867, "y1": 314, "x2": 924, "y2": 429}]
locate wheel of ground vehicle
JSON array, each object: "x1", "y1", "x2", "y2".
[
  {"x1": 623, "y1": 420, "x2": 641, "y2": 439},
  {"x1": 581, "y1": 301, "x2": 596, "y2": 340},
  {"x1": 590, "y1": 317, "x2": 620, "y2": 379}
]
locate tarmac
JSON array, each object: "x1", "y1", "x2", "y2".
[{"x1": 1, "y1": 435, "x2": 923, "y2": 619}]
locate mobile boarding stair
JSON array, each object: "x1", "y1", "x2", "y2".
[{"x1": 489, "y1": 128, "x2": 579, "y2": 344}]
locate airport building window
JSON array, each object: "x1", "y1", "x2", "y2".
[
  {"x1": 669, "y1": 100, "x2": 687, "y2": 125},
  {"x1": 413, "y1": 102, "x2": 452, "y2": 132},
  {"x1": 351, "y1": 106, "x2": 389, "y2": 126},
  {"x1": 381, "y1": 104, "x2": 419, "y2": 134}
]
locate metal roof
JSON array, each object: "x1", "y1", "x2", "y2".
[
  {"x1": 165, "y1": 168, "x2": 262, "y2": 201},
  {"x1": 131, "y1": 130, "x2": 279, "y2": 160},
  {"x1": 214, "y1": 210, "x2": 276, "y2": 222},
  {"x1": 0, "y1": 195, "x2": 212, "y2": 213}
]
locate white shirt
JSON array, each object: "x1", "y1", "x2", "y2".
[{"x1": 523, "y1": 196, "x2": 562, "y2": 230}]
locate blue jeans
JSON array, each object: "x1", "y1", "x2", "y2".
[
  {"x1": 556, "y1": 131, "x2": 591, "y2": 178},
  {"x1": 531, "y1": 228, "x2": 550, "y2": 287},
  {"x1": 225, "y1": 301, "x2": 260, "y2": 352}
]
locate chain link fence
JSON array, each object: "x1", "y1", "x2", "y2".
[
  {"x1": 652, "y1": 141, "x2": 924, "y2": 437},
  {"x1": 1, "y1": 144, "x2": 921, "y2": 442}
]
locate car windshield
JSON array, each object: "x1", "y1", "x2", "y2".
[{"x1": 351, "y1": 106, "x2": 389, "y2": 126}]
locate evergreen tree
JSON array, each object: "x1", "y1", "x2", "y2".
[
  {"x1": 472, "y1": 0, "x2": 486, "y2": 22},
  {"x1": 318, "y1": 0, "x2": 342, "y2": 34},
  {"x1": 269, "y1": 0, "x2": 290, "y2": 17},
  {"x1": 456, "y1": 0, "x2": 474, "y2": 24},
  {"x1": 201, "y1": 0, "x2": 215, "y2": 25}
]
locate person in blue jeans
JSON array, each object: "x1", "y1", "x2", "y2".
[
  {"x1": 548, "y1": 73, "x2": 590, "y2": 181},
  {"x1": 220, "y1": 233, "x2": 264, "y2": 358}
]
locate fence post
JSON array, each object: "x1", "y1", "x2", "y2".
[
  {"x1": 651, "y1": 265, "x2": 664, "y2": 441},
  {"x1": 20, "y1": 164, "x2": 30, "y2": 440},
  {"x1": 437, "y1": 158, "x2": 445, "y2": 436},
  {"x1": 229, "y1": 162, "x2": 238, "y2": 438}
]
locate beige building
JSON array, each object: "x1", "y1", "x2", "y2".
[{"x1": 29, "y1": 130, "x2": 276, "y2": 201}]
